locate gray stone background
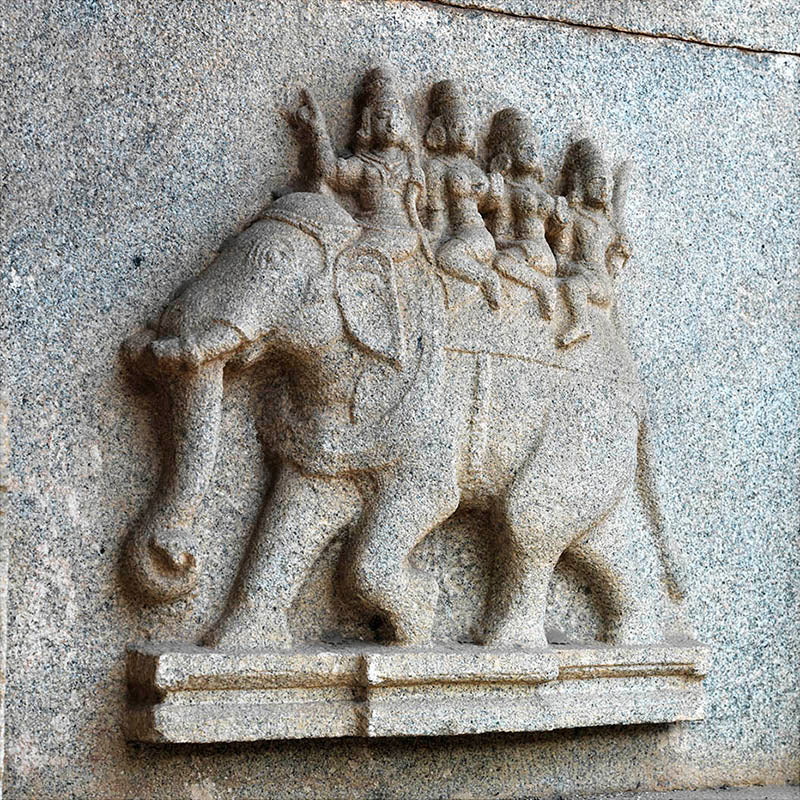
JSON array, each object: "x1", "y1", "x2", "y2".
[{"x1": 1, "y1": 1, "x2": 798, "y2": 798}]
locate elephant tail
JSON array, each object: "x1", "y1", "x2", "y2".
[
  {"x1": 122, "y1": 510, "x2": 199, "y2": 604},
  {"x1": 636, "y1": 416, "x2": 686, "y2": 603}
]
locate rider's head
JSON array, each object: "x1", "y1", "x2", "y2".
[
  {"x1": 424, "y1": 80, "x2": 476, "y2": 157},
  {"x1": 487, "y1": 107, "x2": 544, "y2": 181},
  {"x1": 355, "y1": 65, "x2": 413, "y2": 152},
  {"x1": 564, "y1": 138, "x2": 611, "y2": 209}
]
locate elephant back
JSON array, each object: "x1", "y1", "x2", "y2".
[{"x1": 446, "y1": 281, "x2": 643, "y2": 394}]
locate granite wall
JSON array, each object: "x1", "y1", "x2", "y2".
[{"x1": 1, "y1": 1, "x2": 798, "y2": 798}]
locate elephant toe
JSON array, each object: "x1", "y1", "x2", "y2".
[
  {"x1": 474, "y1": 621, "x2": 549, "y2": 650},
  {"x1": 202, "y1": 605, "x2": 294, "y2": 652}
]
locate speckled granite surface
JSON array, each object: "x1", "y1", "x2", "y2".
[
  {"x1": 1, "y1": 0, "x2": 798, "y2": 798},
  {"x1": 597, "y1": 788, "x2": 800, "y2": 800},
  {"x1": 415, "y1": 0, "x2": 800, "y2": 54}
]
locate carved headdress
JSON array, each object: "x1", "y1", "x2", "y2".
[
  {"x1": 561, "y1": 137, "x2": 610, "y2": 203},
  {"x1": 354, "y1": 65, "x2": 412, "y2": 153},
  {"x1": 361, "y1": 65, "x2": 395, "y2": 106},
  {"x1": 487, "y1": 107, "x2": 544, "y2": 181},
  {"x1": 424, "y1": 79, "x2": 474, "y2": 155}
]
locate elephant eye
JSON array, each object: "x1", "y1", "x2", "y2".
[{"x1": 250, "y1": 242, "x2": 290, "y2": 271}]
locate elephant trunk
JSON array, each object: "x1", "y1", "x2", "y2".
[{"x1": 123, "y1": 358, "x2": 225, "y2": 603}]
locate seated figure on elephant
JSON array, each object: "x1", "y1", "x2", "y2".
[
  {"x1": 424, "y1": 79, "x2": 502, "y2": 310},
  {"x1": 484, "y1": 107, "x2": 566, "y2": 322},
  {"x1": 294, "y1": 65, "x2": 433, "y2": 268},
  {"x1": 293, "y1": 65, "x2": 439, "y2": 370},
  {"x1": 549, "y1": 137, "x2": 633, "y2": 348}
]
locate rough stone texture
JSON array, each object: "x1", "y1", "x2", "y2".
[
  {"x1": 599, "y1": 790, "x2": 800, "y2": 800},
  {"x1": 117, "y1": 59, "x2": 705, "y2": 746},
  {"x1": 126, "y1": 642, "x2": 708, "y2": 742},
  {"x1": 0, "y1": 391, "x2": 8, "y2": 800},
  {"x1": 1, "y1": 0, "x2": 798, "y2": 798},
  {"x1": 423, "y1": 0, "x2": 800, "y2": 54}
]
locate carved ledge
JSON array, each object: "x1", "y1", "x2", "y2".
[{"x1": 125, "y1": 641, "x2": 709, "y2": 743}]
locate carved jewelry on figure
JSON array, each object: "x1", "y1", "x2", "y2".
[{"x1": 121, "y1": 66, "x2": 689, "y2": 663}]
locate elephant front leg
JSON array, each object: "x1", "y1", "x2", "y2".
[
  {"x1": 203, "y1": 462, "x2": 360, "y2": 650},
  {"x1": 341, "y1": 468, "x2": 459, "y2": 646}
]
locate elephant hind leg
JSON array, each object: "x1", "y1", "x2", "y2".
[
  {"x1": 564, "y1": 500, "x2": 669, "y2": 646},
  {"x1": 562, "y1": 532, "x2": 642, "y2": 645},
  {"x1": 475, "y1": 508, "x2": 572, "y2": 649},
  {"x1": 478, "y1": 408, "x2": 637, "y2": 648}
]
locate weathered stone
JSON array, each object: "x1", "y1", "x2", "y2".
[
  {"x1": 428, "y1": 0, "x2": 800, "y2": 54},
  {"x1": 600, "y1": 791, "x2": 800, "y2": 800},
  {"x1": 0, "y1": 392, "x2": 9, "y2": 800},
  {"x1": 126, "y1": 641, "x2": 708, "y2": 742},
  {"x1": 114, "y1": 61, "x2": 704, "y2": 744},
  {"x1": 1, "y1": 0, "x2": 797, "y2": 797}
]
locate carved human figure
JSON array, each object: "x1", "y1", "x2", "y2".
[
  {"x1": 424, "y1": 80, "x2": 501, "y2": 309},
  {"x1": 294, "y1": 65, "x2": 432, "y2": 265},
  {"x1": 485, "y1": 107, "x2": 566, "y2": 320},
  {"x1": 549, "y1": 137, "x2": 632, "y2": 347}
]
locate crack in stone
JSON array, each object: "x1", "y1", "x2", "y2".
[{"x1": 408, "y1": 0, "x2": 800, "y2": 58}]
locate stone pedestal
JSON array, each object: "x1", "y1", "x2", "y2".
[{"x1": 126, "y1": 641, "x2": 709, "y2": 742}]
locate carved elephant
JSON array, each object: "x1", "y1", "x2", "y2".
[{"x1": 122, "y1": 191, "x2": 686, "y2": 650}]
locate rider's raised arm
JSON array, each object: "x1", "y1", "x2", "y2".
[
  {"x1": 608, "y1": 160, "x2": 633, "y2": 274},
  {"x1": 294, "y1": 89, "x2": 352, "y2": 192}
]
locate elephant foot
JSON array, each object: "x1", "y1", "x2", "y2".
[
  {"x1": 603, "y1": 617, "x2": 652, "y2": 646},
  {"x1": 201, "y1": 602, "x2": 294, "y2": 652},
  {"x1": 379, "y1": 568, "x2": 438, "y2": 646}
]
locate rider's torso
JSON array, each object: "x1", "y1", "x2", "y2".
[
  {"x1": 436, "y1": 154, "x2": 488, "y2": 231},
  {"x1": 356, "y1": 151, "x2": 413, "y2": 230},
  {"x1": 573, "y1": 206, "x2": 615, "y2": 270}
]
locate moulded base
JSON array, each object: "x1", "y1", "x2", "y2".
[{"x1": 125, "y1": 640, "x2": 709, "y2": 743}]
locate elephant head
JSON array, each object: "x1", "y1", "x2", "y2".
[{"x1": 121, "y1": 192, "x2": 443, "y2": 603}]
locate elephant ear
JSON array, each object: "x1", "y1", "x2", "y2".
[{"x1": 335, "y1": 245, "x2": 406, "y2": 367}]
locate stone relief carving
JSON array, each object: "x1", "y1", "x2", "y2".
[
  {"x1": 424, "y1": 79, "x2": 502, "y2": 310},
  {"x1": 121, "y1": 65, "x2": 706, "y2": 742}
]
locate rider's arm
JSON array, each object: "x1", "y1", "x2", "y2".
[{"x1": 424, "y1": 159, "x2": 447, "y2": 243}]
